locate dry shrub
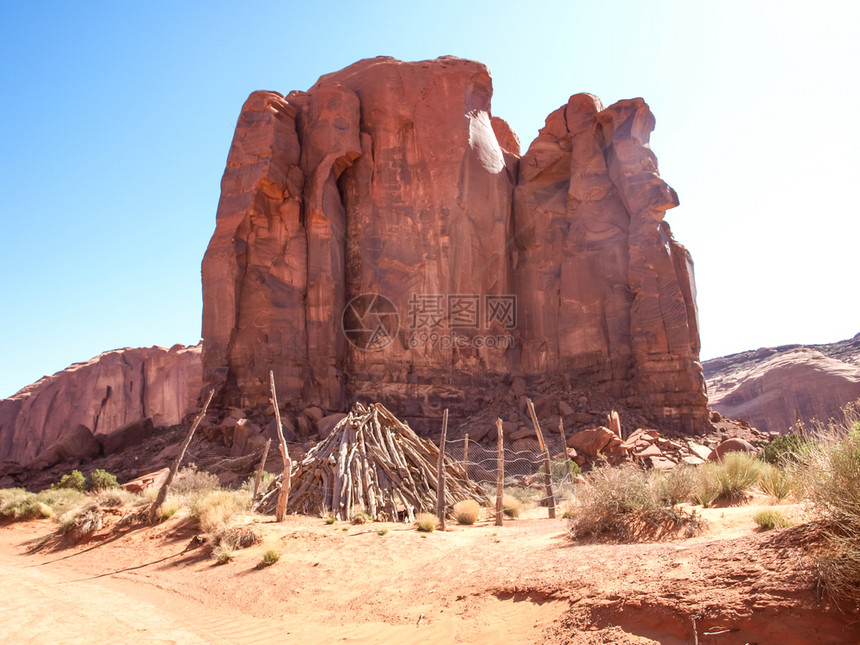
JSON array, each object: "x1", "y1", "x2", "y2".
[
  {"x1": 172, "y1": 465, "x2": 221, "y2": 495},
  {"x1": 653, "y1": 466, "x2": 699, "y2": 506},
  {"x1": 191, "y1": 489, "x2": 251, "y2": 535},
  {"x1": 453, "y1": 499, "x2": 481, "y2": 525},
  {"x1": 502, "y1": 494, "x2": 523, "y2": 518},
  {"x1": 568, "y1": 464, "x2": 704, "y2": 542},
  {"x1": 212, "y1": 539, "x2": 235, "y2": 564},
  {"x1": 58, "y1": 501, "x2": 104, "y2": 539},
  {"x1": 795, "y1": 400, "x2": 860, "y2": 605},
  {"x1": 415, "y1": 512, "x2": 438, "y2": 532}
]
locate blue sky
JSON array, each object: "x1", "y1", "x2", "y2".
[{"x1": 1, "y1": 1, "x2": 858, "y2": 398}]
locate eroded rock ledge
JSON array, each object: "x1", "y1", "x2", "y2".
[{"x1": 201, "y1": 56, "x2": 709, "y2": 434}]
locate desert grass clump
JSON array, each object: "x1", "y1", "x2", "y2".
[
  {"x1": 1, "y1": 488, "x2": 88, "y2": 522},
  {"x1": 1, "y1": 489, "x2": 48, "y2": 520},
  {"x1": 259, "y1": 549, "x2": 280, "y2": 567},
  {"x1": 415, "y1": 512, "x2": 438, "y2": 532},
  {"x1": 52, "y1": 470, "x2": 87, "y2": 492},
  {"x1": 502, "y1": 494, "x2": 524, "y2": 518},
  {"x1": 94, "y1": 487, "x2": 145, "y2": 508},
  {"x1": 212, "y1": 539, "x2": 235, "y2": 564},
  {"x1": 795, "y1": 400, "x2": 860, "y2": 605},
  {"x1": 567, "y1": 464, "x2": 704, "y2": 542},
  {"x1": 696, "y1": 452, "x2": 765, "y2": 506},
  {"x1": 58, "y1": 501, "x2": 104, "y2": 538},
  {"x1": 753, "y1": 509, "x2": 792, "y2": 530},
  {"x1": 453, "y1": 499, "x2": 481, "y2": 525},
  {"x1": 653, "y1": 465, "x2": 700, "y2": 506},
  {"x1": 756, "y1": 463, "x2": 794, "y2": 501},
  {"x1": 191, "y1": 488, "x2": 252, "y2": 536}
]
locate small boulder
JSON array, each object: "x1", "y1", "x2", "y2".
[
  {"x1": 267, "y1": 417, "x2": 298, "y2": 442},
  {"x1": 634, "y1": 444, "x2": 663, "y2": 459},
  {"x1": 122, "y1": 467, "x2": 169, "y2": 493},
  {"x1": 315, "y1": 413, "x2": 346, "y2": 438},
  {"x1": 101, "y1": 418, "x2": 155, "y2": 455},
  {"x1": 29, "y1": 424, "x2": 100, "y2": 470},
  {"x1": 568, "y1": 426, "x2": 618, "y2": 457},
  {"x1": 708, "y1": 438, "x2": 757, "y2": 462},
  {"x1": 687, "y1": 441, "x2": 712, "y2": 461},
  {"x1": 510, "y1": 426, "x2": 536, "y2": 442},
  {"x1": 303, "y1": 406, "x2": 324, "y2": 423}
]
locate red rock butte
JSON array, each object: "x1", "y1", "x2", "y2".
[{"x1": 201, "y1": 55, "x2": 709, "y2": 434}]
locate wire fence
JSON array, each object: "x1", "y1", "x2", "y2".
[{"x1": 444, "y1": 436, "x2": 579, "y2": 507}]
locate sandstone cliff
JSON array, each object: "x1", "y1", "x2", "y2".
[
  {"x1": 0, "y1": 345, "x2": 202, "y2": 465},
  {"x1": 704, "y1": 334, "x2": 860, "y2": 433},
  {"x1": 201, "y1": 56, "x2": 709, "y2": 433}
]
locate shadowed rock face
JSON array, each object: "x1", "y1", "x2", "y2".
[{"x1": 201, "y1": 56, "x2": 709, "y2": 432}]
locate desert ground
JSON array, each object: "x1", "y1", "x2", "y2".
[{"x1": 2, "y1": 500, "x2": 858, "y2": 645}]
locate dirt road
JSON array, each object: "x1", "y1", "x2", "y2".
[{"x1": 1, "y1": 505, "x2": 858, "y2": 644}]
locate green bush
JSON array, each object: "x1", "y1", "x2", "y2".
[
  {"x1": 753, "y1": 509, "x2": 792, "y2": 530},
  {"x1": 88, "y1": 469, "x2": 119, "y2": 491},
  {"x1": 540, "y1": 459, "x2": 581, "y2": 480},
  {"x1": 53, "y1": 470, "x2": 87, "y2": 492},
  {"x1": 260, "y1": 550, "x2": 280, "y2": 566},
  {"x1": 762, "y1": 433, "x2": 807, "y2": 466}
]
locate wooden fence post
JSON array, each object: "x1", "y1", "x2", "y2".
[
  {"x1": 495, "y1": 418, "x2": 504, "y2": 526},
  {"x1": 270, "y1": 371, "x2": 292, "y2": 522},
  {"x1": 559, "y1": 417, "x2": 575, "y2": 479},
  {"x1": 462, "y1": 433, "x2": 469, "y2": 481},
  {"x1": 435, "y1": 409, "x2": 449, "y2": 530},
  {"x1": 252, "y1": 438, "x2": 272, "y2": 500},
  {"x1": 149, "y1": 389, "x2": 214, "y2": 524},
  {"x1": 527, "y1": 398, "x2": 556, "y2": 519}
]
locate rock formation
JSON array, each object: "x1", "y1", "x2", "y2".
[
  {"x1": 0, "y1": 345, "x2": 202, "y2": 465},
  {"x1": 201, "y1": 56, "x2": 709, "y2": 434},
  {"x1": 705, "y1": 334, "x2": 860, "y2": 433}
]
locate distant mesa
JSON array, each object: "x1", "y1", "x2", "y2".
[{"x1": 704, "y1": 334, "x2": 860, "y2": 434}]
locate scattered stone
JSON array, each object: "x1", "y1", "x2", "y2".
[{"x1": 122, "y1": 467, "x2": 169, "y2": 493}]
